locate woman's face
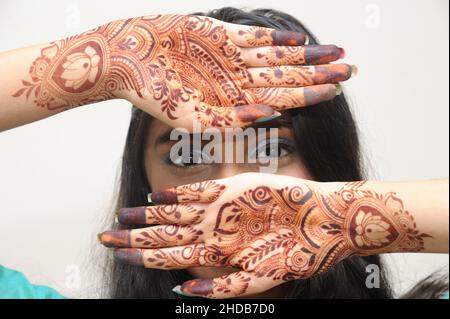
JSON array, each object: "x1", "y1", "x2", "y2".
[{"x1": 143, "y1": 117, "x2": 312, "y2": 294}]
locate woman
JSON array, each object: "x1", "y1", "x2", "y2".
[{"x1": 0, "y1": 7, "x2": 448, "y2": 299}]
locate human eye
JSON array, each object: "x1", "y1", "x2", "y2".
[
  {"x1": 251, "y1": 137, "x2": 296, "y2": 162},
  {"x1": 164, "y1": 148, "x2": 211, "y2": 168}
]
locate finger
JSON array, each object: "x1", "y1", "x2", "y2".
[
  {"x1": 242, "y1": 45, "x2": 344, "y2": 67},
  {"x1": 117, "y1": 204, "x2": 207, "y2": 226},
  {"x1": 244, "y1": 64, "x2": 356, "y2": 88},
  {"x1": 227, "y1": 24, "x2": 307, "y2": 47},
  {"x1": 182, "y1": 102, "x2": 281, "y2": 130},
  {"x1": 99, "y1": 224, "x2": 204, "y2": 248},
  {"x1": 173, "y1": 271, "x2": 280, "y2": 299},
  {"x1": 113, "y1": 243, "x2": 230, "y2": 269},
  {"x1": 113, "y1": 245, "x2": 202, "y2": 269},
  {"x1": 150, "y1": 179, "x2": 226, "y2": 205},
  {"x1": 243, "y1": 84, "x2": 341, "y2": 110}
]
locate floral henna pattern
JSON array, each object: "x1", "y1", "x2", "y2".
[
  {"x1": 253, "y1": 45, "x2": 344, "y2": 67},
  {"x1": 14, "y1": 14, "x2": 346, "y2": 124},
  {"x1": 237, "y1": 27, "x2": 306, "y2": 46},
  {"x1": 259, "y1": 67, "x2": 315, "y2": 87},
  {"x1": 118, "y1": 204, "x2": 206, "y2": 226},
  {"x1": 178, "y1": 183, "x2": 430, "y2": 297},
  {"x1": 134, "y1": 225, "x2": 204, "y2": 248},
  {"x1": 104, "y1": 179, "x2": 431, "y2": 298},
  {"x1": 13, "y1": 35, "x2": 112, "y2": 109},
  {"x1": 258, "y1": 46, "x2": 306, "y2": 66},
  {"x1": 193, "y1": 103, "x2": 277, "y2": 127},
  {"x1": 13, "y1": 15, "x2": 252, "y2": 114},
  {"x1": 257, "y1": 65, "x2": 352, "y2": 87},
  {"x1": 328, "y1": 182, "x2": 432, "y2": 253},
  {"x1": 151, "y1": 180, "x2": 226, "y2": 205}
]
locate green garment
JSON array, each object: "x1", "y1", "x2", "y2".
[{"x1": 0, "y1": 264, "x2": 65, "y2": 299}]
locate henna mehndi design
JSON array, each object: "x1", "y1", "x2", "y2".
[
  {"x1": 101, "y1": 180, "x2": 430, "y2": 298},
  {"x1": 151, "y1": 179, "x2": 226, "y2": 205},
  {"x1": 13, "y1": 15, "x2": 349, "y2": 127}
]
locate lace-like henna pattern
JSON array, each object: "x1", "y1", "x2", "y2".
[
  {"x1": 151, "y1": 204, "x2": 205, "y2": 224},
  {"x1": 178, "y1": 183, "x2": 430, "y2": 297},
  {"x1": 257, "y1": 65, "x2": 352, "y2": 87},
  {"x1": 258, "y1": 46, "x2": 306, "y2": 66},
  {"x1": 325, "y1": 182, "x2": 431, "y2": 253},
  {"x1": 193, "y1": 103, "x2": 277, "y2": 127},
  {"x1": 134, "y1": 225, "x2": 204, "y2": 248},
  {"x1": 13, "y1": 15, "x2": 344, "y2": 123},
  {"x1": 246, "y1": 87, "x2": 306, "y2": 110},
  {"x1": 151, "y1": 180, "x2": 226, "y2": 205},
  {"x1": 143, "y1": 243, "x2": 232, "y2": 269},
  {"x1": 259, "y1": 67, "x2": 315, "y2": 87},
  {"x1": 238, "y1": 27, "x2": 306, "y2": 46},
  {"x1": 105, "y1": 180, "x2": 430, "y2": 298},
  {"x1": 13, "y1": 15, "x2": 251, "y2": 115},
  {"x1": 12, "y1": 34, "x2": 113, "y2": 110}
]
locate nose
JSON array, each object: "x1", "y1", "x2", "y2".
[{"x1": 215, "y1": 163, "x2": 261, "y2": 180}]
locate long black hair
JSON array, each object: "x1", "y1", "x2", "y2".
[{"x1": 103, "y1": 7, "x2": 442, "y2": 299}]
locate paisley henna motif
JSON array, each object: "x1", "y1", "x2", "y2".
[
  {"x1": 13, "y1": 15, "x2": 348, "y2": 126},
  {"x1": 179, "y1": 183, "x2": 429, "y2": 297},
  {"x1": 13, "y1": 15, "x2": 252, "y2": 114},
  {"x1": 151, "y1": 179, "x2": 226, "y2": 205},
  {"x1": 102, "y1": 180, "x2": 430, "y2": 298}
]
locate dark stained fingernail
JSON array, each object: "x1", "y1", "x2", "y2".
[
  {"x1": 181, "y1": 279, "x2": 214, "y2": 297},
  {"x1": 98, "y1": 230, "x2": 131, "y2": 248},
  {"x1": 304, "y1": 84, "x2": 339, "y2": 105},
  {"x1": 271, "y1": 30, "x2": 306, "y2": 46},
  {"x1": 314, "y1": 64, "x2": 353, "y2": 84},
  {"x1": 113, "y1": 248, "x2": 144, "y2": 266},
  {"x1": 305, "y1": 45, "x2": 343, "y2": 64},
  {"x1": 151, "y1": 190, "x2": 178, "y2": 205},
  {"x1": 236, "y1": 104, "x2": 277, "y2": 123},
  {"x1": 118, "y1": 207, "x2": 147, "y2": 225}
]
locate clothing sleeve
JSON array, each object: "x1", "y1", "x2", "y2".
[{"x1": 0, "y1": 264, "x2": 66, "y2": 299}]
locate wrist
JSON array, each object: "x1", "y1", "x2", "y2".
[
  {"x1": 12, "y1": 19, "x2": 137, "y2": 111},
  {"x1": 104, "y1": 17, "x2": 161, "y2": 103},
  {"x1": 318, "y1": 181, "x2": 431, "y2": 256}
]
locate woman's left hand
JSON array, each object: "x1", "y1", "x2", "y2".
[
  {"x1": 98, "y1": 172, "x2": 430, "y2": 298},
  {"x1": 99, "y1": 173, "x2": 355, "y2": 298}
]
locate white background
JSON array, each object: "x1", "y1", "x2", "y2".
[{"x1": 0, "y1": 0, "x2": 448, "y2": 298}]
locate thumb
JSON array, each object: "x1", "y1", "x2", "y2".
[{"x1": 185, "y1": 103, "x2": 281, "y2": 130}]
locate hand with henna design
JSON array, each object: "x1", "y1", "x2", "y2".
[
  {"x1": 98, "y1": 173, "x2": 446, "y2": 299},
  {"x1": 1, "y1": 14, "x2": 355, "y2": 131}
]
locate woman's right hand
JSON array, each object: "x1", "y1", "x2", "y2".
[
  {"x1": 104, "y1": 15, "x2": 354, "y2": 130},
  {"x1": 11, "y1": 15, "x2": 354, "y2": 131}
]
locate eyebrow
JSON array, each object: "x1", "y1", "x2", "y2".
[
  {"x1": 155, "y1": 129, "x2": 178, "y2": 146},
  {"x1": 154, "y1": 118, "x2": 292, "y2": 146}
]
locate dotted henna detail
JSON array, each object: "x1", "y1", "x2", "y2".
[
  {"x1": 13, "y1": 35, "x2": 112, "y2": 110},
  {"x1": 183, "y1": 182, "x2": 431, "y2": 297},
  {"x1": 13, "y1": 15, "x2": 255, "y2": 119},
  {"x1": 107, "y1": 180, "x2": 431, "y2": 298}
]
